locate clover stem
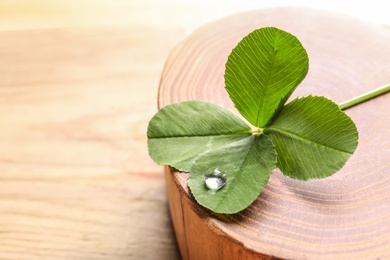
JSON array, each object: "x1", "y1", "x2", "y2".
[
  {"x1": 339, "y1": 83, "x2": 390, "y2": 110},
  {"x1": 252, "y1": 128, "x2": 264, "y2": 135}
]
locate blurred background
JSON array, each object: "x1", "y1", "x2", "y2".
[
  {"x1": 2, "y1": 0, "x2": 390, "y2": 30},
  {"x1": 0, "y1": 1, "x2": 389, "y2": 260}
]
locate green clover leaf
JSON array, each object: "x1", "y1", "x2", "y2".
[
  {"x1": 188, "y1": 134, "x2": 276, "y2": 214},
  {"x1": 225, "y1": 27, "x2": 309, "y2": 128},
  {"x1": 265, "y1": 96, "x2": 358, "y2": 180},
  {"x1": 147, "y1": 27, "x2": 359, "y2": 214},
  {"x1": 147, "y1": 101, "x2": 252, "y2": 172}
]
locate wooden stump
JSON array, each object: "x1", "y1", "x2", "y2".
[{"x1": 159, "y1": 8, "x2": 390, "y2": 259}]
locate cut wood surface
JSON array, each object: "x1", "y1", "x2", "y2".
[{"x1": 160, "y1": 8, "x2": 390, "y2": 259}]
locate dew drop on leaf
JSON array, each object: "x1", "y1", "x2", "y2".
[{"x1": 204, "y1": 169, "x2": 227, "y2": 191}]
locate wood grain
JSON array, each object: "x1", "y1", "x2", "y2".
[
  {"x1": 0, "y1": 27, "x2": 183, "y2": 259},
  {"x1": 160, "y1": 8, "x2": 390, "y2": 259}
]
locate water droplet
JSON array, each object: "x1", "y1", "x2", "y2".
[{"x1": 204, "y1": 168, "x2": 226, "y2": 191}]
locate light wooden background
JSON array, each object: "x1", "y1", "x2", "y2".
[{"x1": 0, "y1": 1, "x2": 389, "y2": 259}]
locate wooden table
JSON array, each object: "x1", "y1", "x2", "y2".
[
  {"x1": 0, "y1": 2, "x2": 189, "y2": 259},
  {"x1": 0, "y1": 2, "x2": 389, "y2": 259}
]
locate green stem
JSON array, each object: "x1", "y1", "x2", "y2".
[
  {"x1": 339, "y1": 83, "x2": 390, "y2": 110},
  {"x1": 252, "y1": 127, "x2": 264, "y2": 135}
]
